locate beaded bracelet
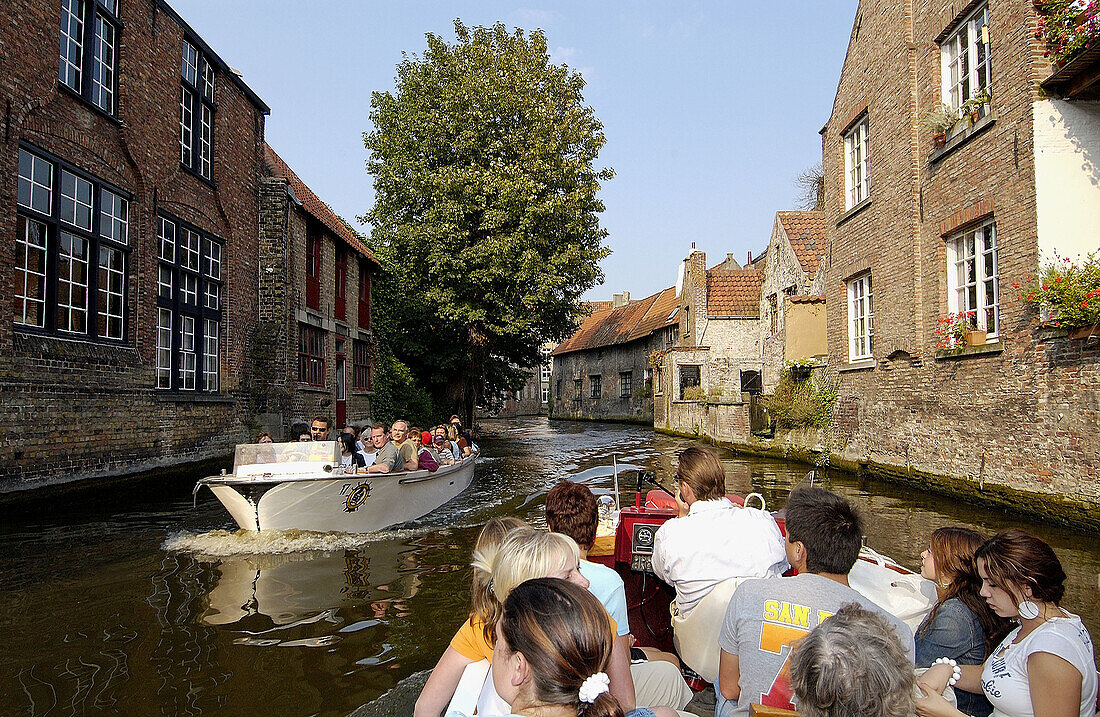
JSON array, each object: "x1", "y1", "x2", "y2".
[{"x1": 934, "y1": 657, "x2": 962, "y2": 687}]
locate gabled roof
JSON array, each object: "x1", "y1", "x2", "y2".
[
  {"x1": 264, "y1": 144, "x2": 379, "y2": 264},
  {"x1": 706, "y1": 269, "x2": 763, "y2": 317},
  {"x1": 776, "y1": 211, "x2": 827, "y2": 277},
  {"x1": 552, "y1": 288, "x2": 678, "y2": 356}
]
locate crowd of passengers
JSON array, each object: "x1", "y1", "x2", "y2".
[
  {"x1": 419, "y1": 445, "x2": 1099, "y2": 717},
  {"x1": 255, "y1": 414, "x2": 476, "y2": 473}
]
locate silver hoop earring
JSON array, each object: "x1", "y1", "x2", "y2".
[{"x1": 1018, "y1": 600, "x2": 1040, "y2": 620}]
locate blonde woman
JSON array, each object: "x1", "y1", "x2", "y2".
[{"x1": 414, "y1": 526, "x2": 637, "y2": 716}]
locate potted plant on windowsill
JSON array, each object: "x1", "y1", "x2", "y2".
[
  {"x1": 962, "y1": 91, "x2": 992, "y2": 124},
  {"x1": 920, "y1": 104, "x2": 959, "y2": 147},
  {"x1": 935, "y1": 311, "x2": 982, "y2": 349}
]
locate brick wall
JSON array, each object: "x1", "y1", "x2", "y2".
[
  {"x1": 820, "y1": 0, "x2": 1100, "y2": 520},
  {"x1": 550, "y1": 337, "x2": 660, "y2": 423},
  {"x1": 0, "y1": 0, "x2": 267, "y2": 490}
]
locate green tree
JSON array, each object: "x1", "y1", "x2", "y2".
[{"x1": 363, "y1": 20, "x2": 612, "y2": 424}]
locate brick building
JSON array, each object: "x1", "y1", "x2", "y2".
[
  {"x1": 550, "y1": 290, "x2": 678, "y2": 423},
  {"x1": 481, "y1": 342, "x2": 553, "y2": 418},
  {"x1": 821, "y1": 0, "x2": 1100, "y2": 513},
  {"x1": 258, "y1": 145, "x2": 379, "y2": 436},
  {"x1": 1, "y1": 0, "x2": 270, "y2": 490}
]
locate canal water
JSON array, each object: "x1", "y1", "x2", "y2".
[{"x1": 2, "y1": 418, "x2": 1098, "y2": 715}]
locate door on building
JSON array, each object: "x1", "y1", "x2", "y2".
[{"x1": 335, "y1": 341, "x2": 346, "y2": 429}]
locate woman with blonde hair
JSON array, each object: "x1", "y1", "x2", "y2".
[
  {"x1": 447, "y1": 578, "x2": 628, "y2": 717},
  {"x1": 414, "y1": 525, "x2": 635, "y2": 716}
]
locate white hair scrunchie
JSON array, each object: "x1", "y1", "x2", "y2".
[{"x1": 578, "y1": 672, "x2": 610, "y2": 704}]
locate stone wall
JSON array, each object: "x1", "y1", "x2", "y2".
[
  {"x1": 550, "y1": 337, "x2": 660, "y2": 423},
  {"x1": 0, "y1": 0, "x2": 267, "y2": 490}
]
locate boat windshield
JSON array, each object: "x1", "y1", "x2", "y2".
[{"x1": 233, "y1": 441, "x2": 340, "y2": 474}]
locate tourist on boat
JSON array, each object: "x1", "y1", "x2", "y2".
[
  {"x1": 545, "y1": 481, "x2": 684, "y2": 670},
  {"x1": 449, "y1": 419, "x2": 474, "y2": 457},
  {"x1": 256, "y1": 431, "x2": 273, "y2": 444},
  {"x1": 342, "y1": 424, "x2": 365, "y2": 452},
  {"x1": 716, "y1": 486, "x2": 914, "y2": 716},
  {"x1": 915, "y1": 529, "x2": 1097, "y2": 717},
  {"x1": 337, "y1": 433, "x2": 366, "y2": 470},
  {"x1": 310, "y1": 415, "x2": 331, "y2": 441},
  {"x1": 390, "y1": 420, "x2": 420, "y2": 471},
  {"x1": 290, "y1": 420, "x2": 310, "y2": 441},
  {"x1": 432, "y1": 427, "x2": 457, "y2": 466},
  {"x1": 365, "y1": 423, "x2": 402, "y2": 473},
  {"x1": 651, "y1": 446, "x2": 787, "y2": 616},
  {"x1": 409, "y1": 428, "x2": 440, "y2": 472},
  {"x1": 915, "y1": 527, "x2": 1011, "y2": 717},
  {"x1": 444, "y1": 577, "x2": 629, "y2": 717},
  {"x1": 789, "y1": 602, "x2": 917, "y2": 717}
]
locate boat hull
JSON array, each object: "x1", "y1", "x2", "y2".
[{"x1": 203, "y1": 457, "x2": 476, "y2": 533}]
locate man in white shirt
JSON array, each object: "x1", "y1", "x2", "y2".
[{"x1": 651, "y1": 446, "x2": 787, "y2": 616}]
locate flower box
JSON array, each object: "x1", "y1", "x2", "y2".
[
  {"x1": 966, "y1": 329, "x2": 988, "y2": 346},
  {"x1": 1068, "y1": 323, "x2": 1100, "y2": 340}
]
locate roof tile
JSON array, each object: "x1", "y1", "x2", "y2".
[
  {"x1": 265, "y1": 144, "x2": 379, "y2": 264},
  {"x1": 776, "y1": 210, "x2": 827, "y2": 277},
  {"x1": 706, "y1": 269, "x2": 763, "y2": 317},
  {"x1": 552, "y1": 287, "x2": 678, "y2": 356}
]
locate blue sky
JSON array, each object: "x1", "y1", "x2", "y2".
[{"x1": 171, "y1": 1, "x2": 858, "y2": 300}]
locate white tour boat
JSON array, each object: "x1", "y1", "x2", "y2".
[{"x1": 195, "y1": 441, "x2": 477, "y2": 533}]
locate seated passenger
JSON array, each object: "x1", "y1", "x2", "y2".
[
  {"x1": 449, "y1": 422, "x2": 472, "y2": 457},
  {"x1": 716, "y1": 486, "x2": 914, "y2": 716},
  {"x1": 365, "y1": 423, "x2": 402, "y2": 474},
  {"x1": 431, "y1": 426, "x2": 456, "y2": 466},
  {"x1": 338, "y1": 433, "x2": 366, "y2": 470},
  {"x1": 651, "y1": 446, "x2": 787, "y2": 616},
  {"x1": 290, "y1": 420, "x2": 309, "y2": 442},
  {"x1": 446, "y1": 577, "x2": 629, "y2": 717},
  {"x1": 790, "y1": 603, "x2": 916, "y2": 717},
  {"x1": 416, "y1": 527, "x2": 643, "y2": 716},
  {"x1": 390, "y1": 419, "x2": 420, "y2": 471},
  {"x1": 916, "y1": 529, "x2": 1097, "y2": 717},
  {"x1": 309, "y1": 415, "x2": 332, "y2": 442},
  {"x1": 409, "y1": 427, "x2": 439, "y2": 472},
  {"x1": 545, "y1": 481, "x2": 684, "y2": 672},
  {"x1": 915, "y1": 527, "x2": 1010, "y2": 717}
]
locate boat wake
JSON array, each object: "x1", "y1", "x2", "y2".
[{"x1": 163, "y1": 525, "x2": 438, "y2": 557}]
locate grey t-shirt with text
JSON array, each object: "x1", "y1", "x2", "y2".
[{"x1": 717, "y1": 573, "x2": 914, "y2": 716}]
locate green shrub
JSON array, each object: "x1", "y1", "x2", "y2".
[
  {"x1": 763, "y1": 369, "x2": 836, "y2": 429},
  {"x1": 1019, "y1": 252, "x2": 1100, "y2": 329}
]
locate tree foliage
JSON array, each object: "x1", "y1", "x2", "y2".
[{"x1": 363, "y1": 20, "x2": 612, "y2": 422}]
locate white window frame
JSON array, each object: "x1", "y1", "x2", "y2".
[
  {"x1": 180, "y1": 315, "x2": 197, "y2": 390},
  {"x1": 157, "y1": 308, "x2": 173, "y2": 389},
  {"x1": 97, "y1": 244, "x2": 125, "y2": 340},
  {"x1": 57, "y1": 231, "x2": 90, "y2": 334},
  {"x1": 844, "y1": 116, "x2": 869, "y2": 210},
  {"x1": 15, "y1": 218, "x2": 48, "y2": 328},
  {"x1": 947, "y1": 220, "x2": 999, "y2": 337},
  {"x1": 940, "y1": 4, "x2": 991, "y2": 125},
  {"x1": 847, "y1": 273, "x2": 874, "y2": 361},
  {"x1": 91, "y1": 14, "x2": 116, "y2": 113},
  {"x1": 203, "y1": 318, "x2": 219, "y2": 392},
  {"x1": 59, "y1": 0, "x2": 85, "y2": 92}
]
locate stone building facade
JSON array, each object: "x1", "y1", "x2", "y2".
[
  {"x1": 1, "y1": 0, "x2": 269, "y2": 490},
  {"x1": 259, "y1": 145, "x2": 379, "y2": 436},
  {"x1": 482, "y1": 343, "x2": 553, "y2": 418},
  {"x1": 821, "y1": 0, "x2": 1100, "y2": 517},
  {"x1": 656, "y1": 251, "x2": 764, "y2": 436},
  {"x1": 551, "y1": 290, "x2": 678, "y2": 423},
  {"x1": 759, "y1": 212, "x2": 828, "y2": 392}
]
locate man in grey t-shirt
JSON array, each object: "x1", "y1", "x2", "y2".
[
  {"x1": 365, "y1": 423, "x2": 402, "y2": 473},
  {"x1": 715, "y1": 487, "x2": 914, "y2": 716}
]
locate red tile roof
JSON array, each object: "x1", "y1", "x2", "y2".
[
  {"x1": 777, "y1": 211, "x2": 827, "y2": 277},
  {"x1": 552, "y1": 288, "x2": 678, "y2": 356},
  {"x1": 706, "y1": 269, "x2": 763, "y2": 317},
  {"x1": 264, "y1": 144, "x2": 379, "y2": 264}
]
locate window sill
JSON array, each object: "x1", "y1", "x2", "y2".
[
  {"x1": 155, "y1": 392, "x2": 235, "y2": 403},
  {"x1": 298, "y1": 385, "x2": 329, "y2": 394},
  {"x1": 837, "y1": 198, "x2": 872, "y2": 226},
  {"x1": 935, "y1": 341, "x2": 1004, "y2": 360},
  {"x1": 57, "y1": 81, "x2": 122, "y2": 125},
  {"x1": 930, "y1": 112, "x2": 996, "y2": 165},
  {"x1": 838, "y1": 358, "x2": 876, "y2": 372},
  {"x1": 180, "y1": 163, "x2": 217, "y2": 189}
]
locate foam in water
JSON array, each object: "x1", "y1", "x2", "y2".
[{"x1": 163, "y1": 526, "x2": 435, "y2": 557}]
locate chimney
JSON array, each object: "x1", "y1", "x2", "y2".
[
  {"x1": 691, "y1": 241, "x2": 696, "y2": 249},
  {"x1": 747, "y1": 250, "x2": 753, "y2": 265},
  {"x1": 612, "y1": 291, "x2": 631, "y2": 309},
  {"x1": 727, "y1": 253, "x2": 735, "y2": 264}
]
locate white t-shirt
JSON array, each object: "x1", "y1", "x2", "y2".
[
  {"x1": 651, "y1": 497, "x2": 787, "y2": 615},
  {"x1": 981, "y1": 611, "x2": 1097, "y2": 717}
]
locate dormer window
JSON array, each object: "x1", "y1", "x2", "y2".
[
  {"x1": 59, "y1": 0, "x2": 121, "y2": 115},
  {"x1": 180, "y1": 39, "x2": 215, "y2": 179}
]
